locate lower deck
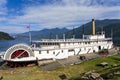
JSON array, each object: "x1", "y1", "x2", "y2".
[
  {"x1": 33, "y1": 43, "x2": 113, "y2": 60},
  {"x1": 3, "y1": 40, "x2": 113, "y2": 62}
]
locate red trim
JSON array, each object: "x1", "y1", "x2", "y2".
[{"x1": 11, "y1": 50, "x2": 29, "y2": 59}]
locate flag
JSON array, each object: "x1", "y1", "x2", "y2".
[{"x1": 26, "y1": 25, "x2": 30, "y2": 29}]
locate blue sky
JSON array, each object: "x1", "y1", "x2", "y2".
[{"x1": 0, "y1": 0, "x2": 120, "y2": 33}]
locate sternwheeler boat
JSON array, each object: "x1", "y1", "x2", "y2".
[{"x1": 2, "y1": 19, "x2": 113, "y2": 67}]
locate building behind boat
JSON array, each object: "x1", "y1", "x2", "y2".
[{"x1": 2, "y1": 19, "x2": 113, "y2": 65}]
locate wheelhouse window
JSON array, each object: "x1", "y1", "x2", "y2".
[
  {"x1": 53, "y1": 52, "x2": 55, "y2": 54},
  {"x1": 68, "y1": 49, "x2": 74, "y2": 52},
  {"x1": 47, "y1": 50, "x2": 49, "y2": 54},
  {"x1": 88, "y1": 42, "x2": 90, "y2": 44},
  {"x1": 36, "y1": 43, "x2": 40, "y2": 47},
  {"x1": 39, "y1": 51, "x2": 41, "y2": 54}
]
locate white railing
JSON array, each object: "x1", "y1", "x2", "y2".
[{"x1": 32, "y1": 38, "x2": 112, "y2": 43}]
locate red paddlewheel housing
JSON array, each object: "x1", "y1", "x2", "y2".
[{"x1": 11, "y1": 50, "x2": 29, "y2": 59}]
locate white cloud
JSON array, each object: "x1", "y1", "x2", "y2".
[
  {"x1": 0, "y1": 0, "x2": 120, "y2": 33},
  {"x1": 0, "y1": 25, "x2": 28, "y2": 33},
  {"x1": 8, "y1": 3, "x2": 120, "y2": 30},
  {"x1": 61, "y1": 0, "x2": 120, "y2": 6}
]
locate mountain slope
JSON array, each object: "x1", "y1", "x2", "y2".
[
  {"x1": 64, "y1": 19, "x2": 120, "y2": 45},
  {"x1": 0, "y1": 32, "x2": 14, "y2": 40},
  {"x1": 103, "y1": 23, "x2": 120, "y2": 45},
  {"x1": 16, "y1": 28, "x2": 69, "y2": 40},
  {"x1": 15, "y1": 19, "x2": 120, "y2": 45},
  {"x1": 66, "y1": 19, "x2": 120, "y2": 38}
]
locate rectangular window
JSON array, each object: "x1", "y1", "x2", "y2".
[
  {"x1": 61, "y1": 50, "x2": 63, "y2": 53},
  {"x1": 88, "y1": 42, "x2": 90, "y2": 44},
  {"x1": 47, "y1": 50, "x2": 49, "y2": 54},
  {"x1": 36, "y1": 43, "x2": 40, "y2": 47},
  {"x1": 68, "y1": 49, "x2": 74, "y2": 52},
  {"x1": 84, "y1": 48, "x2": 86, "y2": 50},
  {"x1": 39, "y1": 51, "x2": 41, "y2": 54}
]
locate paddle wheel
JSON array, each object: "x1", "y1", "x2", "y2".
[
  {"x1": 7, "y1": 50, "x2": 29, "y2": 67},
  {"x1": 3, "y1": 44, "x2": 34, "y2": 68},
  {"x1": 11, "y1": 50, "x2": 29, "y2": 59}
]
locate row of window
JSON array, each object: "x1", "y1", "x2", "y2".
[
  {"x1": 34, "y1": 41, "x2": 108, "y2": 47},
  {"x1": 40, "y1": 43, "x2": 59, "y2": 45},
  {"x1": 62, "y1": 41, "x2": 103, "y2": 45},
  {"x1": 39, "y1": 50, "x2": 62, "y2": 54},
  {"x1": 68, "y1": 49, "x2": 74, "y2": 52},
  {"x1": 33, "y1": 43, "x2": 59, "y2": 47},
  {"x1": 38, "y1": 48, "x2": 88, "y2": 54},
  {"x1": 39, "y1": 50, "x2": 63, "y2": 54}
]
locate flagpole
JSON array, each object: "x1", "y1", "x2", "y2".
[{"x1": 28, "y1": 25, "x2": 31, "y2": 44}]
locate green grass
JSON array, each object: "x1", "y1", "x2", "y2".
[
  {"x1": 0, "y1": 66, "x2": 62, "y2": 80},
  {"x1": 0, "y1": 54, "x2": 120, "y2": 80}
]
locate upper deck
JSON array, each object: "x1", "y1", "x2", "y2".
[
  {"x1": 32, "y1": 33, "x2": 112, "y2": 43},
  {"x1": 31, "y1": 19, "x2": 113, "y2": 50},
  {"x1": 31, "y1": 34, "x2": 112, "y2": 50},
  {"x1": 32, "y1": 38, "x2": 112, "y2": 43}
]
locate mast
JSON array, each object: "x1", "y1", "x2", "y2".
[
  {"x1": 111, "y1": 28, "x2": 113, "y2": 40},
  {"x1": 73, "y1": 26, "x2": 75, "y2": 39},
  {"x1": 29, "y1": 27, "x2": 31, "y2": 43},
  {"x1": 82, "y1": 25, "x2": 84, "y2": 39},
  {"x1": 63, "y1": 34, "x2": 66, "y2": 41},
  {"x1": 101, "y1": 26, "x2": 103, "y2": 32},
  {"x1": 27, "y1": 25, "x2": 31, "y2": 43},
  {"x1": 49, "y1": 32, "x2": 52, "y2": 39},
  {"x1": 56, "y1": 35, "x2": 58, "y2": 39}
]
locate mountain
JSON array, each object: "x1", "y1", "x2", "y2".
[
  {"x1": 64, "y1": 19, "x2": 120, "y2": 38},
  {"x1": 15, "y1": 19, "x2": 120, "y2": 45},
  {"x1": 64, "y1": 19, "x2": 120, "y2": 45},
  {"x1": 103, "y1": 23, "x2": 120, "y2": 45},
  {"x1": 0, "y1": 32, "x2": 14, "y2": 40},
  {"x1": 16, "y1": 28, "x2": 69, "y2": 40}
]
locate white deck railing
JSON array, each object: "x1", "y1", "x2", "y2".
[{"x1": 32, "y1": 38, "x2": 112, "y2": 43}]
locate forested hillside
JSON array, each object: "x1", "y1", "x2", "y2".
[
  {"x1": 0, "y1": 32, "x2": 14, "y2": 40},
  {"x1": 64, "y1": 19, "x2": 120, "y2": 45}
]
